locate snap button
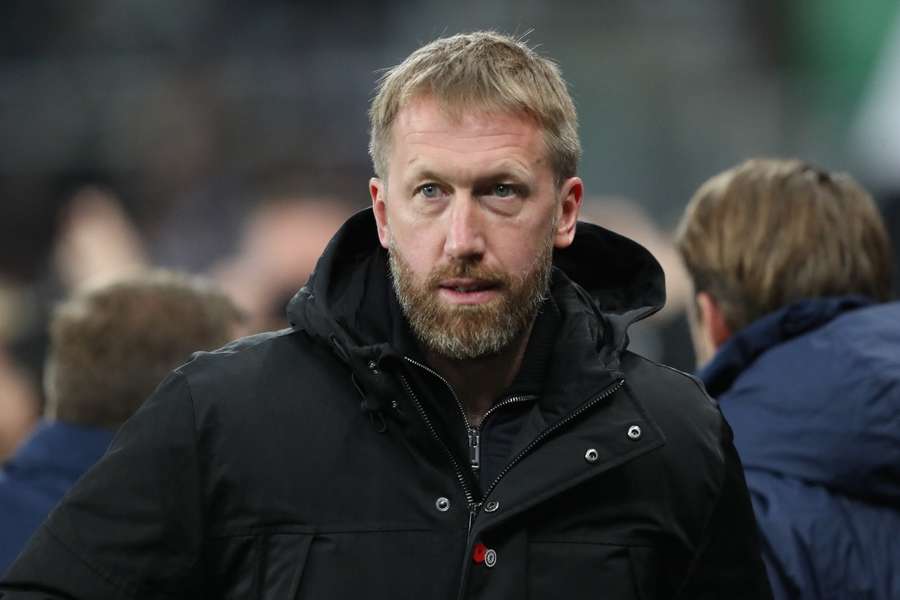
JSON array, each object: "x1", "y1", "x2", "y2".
[
  {"x1": 627, "y1": 425, "x2": 642, "y2": 440},
  {"x1": 584, "y1": 448, "x2": 599, "y2": 463},
  {"x1": 484, "y1": 548, "x2": 498, "y2": 568},
  {"x1": 435, "y1": 497, "x2": 450, "y2": 512},
  {"x1": 367, "y1": 360, "x2": 379, "y2": 374},
  {"x1": 484, "y1": 500, "x2": 500, "y2": 513}
]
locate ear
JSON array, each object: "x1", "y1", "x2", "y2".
[
  {"x1": 553, "y1": 176, "x2": 583, "y2": 248},
  {"x1": 696, "y1": 291, "x2": 732, "y2": 350},
  {"x1": 370, "y1": 177, "x2": 390, "y2": 249}
]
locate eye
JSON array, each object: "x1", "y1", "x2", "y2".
[
  {"x1": 417, "y1": 183, "x2": 443, "y2": 199},
  {"x1": 491, "y1": 184, "x2": 516, "y2": 198}
]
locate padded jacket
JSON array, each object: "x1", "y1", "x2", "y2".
[
  {"x1": 1, "y1": 209, "x2": 771, "y2": 599},
  {"x1": 700, "y1": 297, "x2": 900, "y2": 599}
]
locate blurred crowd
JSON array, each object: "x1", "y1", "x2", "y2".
[
  {"x1": 0, "y1": 177, "x2": 703, "y2": 461},
  {"x1": 0, "y1": 11, "x2": 899, "y2": 594},
  {"x1": 0, "y1": 180, "x2": 361, "y2": 459}
]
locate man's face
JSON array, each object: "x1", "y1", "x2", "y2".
[{"x1": 370, "y1": 96, "x2": 582, "y2": 359}]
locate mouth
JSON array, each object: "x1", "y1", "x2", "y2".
[
  {"x1": 440, "y1": 279, "x2": 498, "y2": 293},
  {"x1": 437, "y1": 278, "x2": 501, "y2": 304}
]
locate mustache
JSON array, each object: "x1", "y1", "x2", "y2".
[{"x1": 425, "y1": 260, "x2": 509, "y2": 288}]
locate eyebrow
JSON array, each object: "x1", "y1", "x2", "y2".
[
  {"x1": 405, "y1": 168, "x2": 447, "y2": 186},
  {"x1": 405, "y1": 165, "x2": 533, "y2": 188}
]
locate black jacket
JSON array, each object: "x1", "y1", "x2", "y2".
[{"x1": 1, "y1": 209, "x2": 771, "y2": 599}]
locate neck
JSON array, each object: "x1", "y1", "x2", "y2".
[{"x1": 425, "y1": 322, "x2": 533, "y2": 426}]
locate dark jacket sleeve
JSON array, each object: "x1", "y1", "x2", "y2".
[
  {"x1": 675, "y1": 418, "x2": 774, "y2": 600},
  {"x1": 0, "y1": 372, "x2": 205, "y2": 599}
]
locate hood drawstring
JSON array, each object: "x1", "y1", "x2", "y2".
[
  {"x1": 331, "y1": 335, "x2": 391, "y2": 433},
  {"x1": 352, "y1": 372, "x2": 388, "y2": 433}
]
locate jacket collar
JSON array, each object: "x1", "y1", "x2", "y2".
[
  {"x1": 288, "y1": 207, "x2": 665, "y2": 358},
  {"x1": 699, "y1": 295, "x2": 873, "y2": 397},
  {"x1": 286, "y1": 207, "x2": 666, "y2": 418}
]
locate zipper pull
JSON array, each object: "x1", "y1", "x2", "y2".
[
  {"x1": 468, "y1": 502, "x2": 482, "y2": 533},
  {"x1": 468, "y1": 426, "x2": 480, "y2": 473}
]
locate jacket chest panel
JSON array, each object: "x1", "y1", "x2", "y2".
[
  {"x1": 461, "y1": 467, "x2": 678, "y2": 600},
  {"x1": 199, "y1": 380, "x2": 473, "y2": 535}
]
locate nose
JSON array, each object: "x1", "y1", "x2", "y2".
[{"x1": 444, "y1": 195, "x2": 485, "y2": 260}]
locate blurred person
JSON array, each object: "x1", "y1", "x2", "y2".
[
  {"x1": 0, "y1": 348, "x2": 39, "y2": 462},
  {"x1": 212, "y1": 197, "x2": 351, "y2": 332},
  {"x1": 675, "y1": 158, "x2": 899, "y2": 600},
  {"x1": 53, "y1": 185, "x2": 148, "y2": 292},
  {"x1": 2, "y1": 32, "x2": 770, "y2": 599},
  {"x1": 0, "y1": 270, "x2": 244, "y2": 574},
  {"x1": 0, "y1": 179, "x2": 70, "y2": 453},
  {"x1": 0, "y1": 181, "x2": 149, "y2": 449}
]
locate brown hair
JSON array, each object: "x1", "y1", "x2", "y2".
[
  {"x1": 45, "y1": 270, "x2": 244, "y2": 427},
  {"x1": 675, "y1": 158, "x2": 894, "y2": 332},
  {"x1": 369, "y1": 31, "x2": 580, "y2": 183}
]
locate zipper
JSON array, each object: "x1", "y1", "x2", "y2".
[
  {"x1": 402, "y1": 356, "x2": 482, "y2": 473},
  {"x1": 398, "y1": 372, "x2": 478, "y2": 508},
  {"x1": 400, "y1": 360, "x2": 624, "y2": 534},
  {"x1": 400, "y1": 357, "x2": 532, "y2": 534},
  {"x1": 402, "y1": 356, "x2": 536, "y2": 474},
  {"x1": 480, "y1": 394, "x2": 535, "y2": 424},
  {"x1": 403, "y1": 356, "x2": 470, "y2": 427},
  {"x1": 469, "y1": 394, "x2": 536, "y2": 472},
  {"x1": 467, "y1": 427, "x2": 480, "y2": 473},
  {"x1": 482, "y1": 378, "x2": 626, "y2": 501}
]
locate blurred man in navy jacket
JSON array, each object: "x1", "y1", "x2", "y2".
[
  {"x1": 0, "y1": 271, "x2": 242, "y2": 573},
  {"x1": 676, "y1": 158, "x2": 900, "y2": 599}
]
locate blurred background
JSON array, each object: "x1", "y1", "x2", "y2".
[{"x1": 2, "y1": 0, "x2": 900, "y2": 458}]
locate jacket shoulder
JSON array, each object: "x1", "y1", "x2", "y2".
[
  {"x1": 621, "y1": 351, "x2": 719, "y2": 420},
  {"x1": 170, "y1": 327, "x2": 351, "y2": 424},
  {"x1": 175, "y1": 327, "x2": 322, "y2": 385},
  {"x1": 620, "y1": 351, "x2": 727, "y2": 466}
]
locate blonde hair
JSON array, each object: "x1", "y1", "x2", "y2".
[
  {"x1": 675, "y1": 158, "x2": 894, "y2": 332},
  {"x1": 369, "y1": 31, "x2": 580, "y2": 183}
]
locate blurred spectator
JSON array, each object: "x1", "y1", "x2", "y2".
[
  {"x1": 0, "y1": 270, "x2": 244, "y2": 573},
  {"x1": 0, "y1": 182, "x2": 149, "y2": 453},
  {"x1": 0, "y1": 348, "x2": 39, "y2": 462},
  {"x1": 53, "y1": 186, "x2": 148, "y2": 292},
  {"x1": 675, "y1": 158, "x2": 899, "y2": 599},
  {"x1": 212, "y1": 197, "x2": 352, "y2": 332}
]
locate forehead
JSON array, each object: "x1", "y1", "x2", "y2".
[{"x1": 388, "y1": 95, "x2": 549, "y2": 170}]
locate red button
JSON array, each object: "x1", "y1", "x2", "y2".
[{"x1": 472, "y1": 542, "x2": 487, "y2": 563}]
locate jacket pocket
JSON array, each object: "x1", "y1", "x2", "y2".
[
  {"x1": 206, "y1": 531, "x2": 313, "y2": 600},
  {"x1": 259, "y1": 533, "x2": 313, "y2": 600},
  {"x1": 528, "y1": 540, "x2": 657, "y2": 600}
]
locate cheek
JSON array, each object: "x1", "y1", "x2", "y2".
[
  {"x1": 493, "y1": 221, "x2": 554, "y2": 266},
  {"x1": 389, "y1": 232, "x2": 436, "y2": 279}
]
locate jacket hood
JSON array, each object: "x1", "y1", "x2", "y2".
[
  {"x1": 700, "y1": 297, "x2": 900, "y2": 502},
  {"x1": 287, "y1": 207, "x2": 665, "y2": 356}
]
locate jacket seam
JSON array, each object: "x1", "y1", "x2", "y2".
[
  {"x1": 528, "y1": 539, "x2": 656, "y2": 548},
  {"x1": 176, "y1": 371, "x2": 208, "y2": 581},
  {"x1": 205, "y1": 526, "x2": 434, "y2": 539},
  {"x1": 630, "y1": 354, "x2": 717, "y2": 404},
  {"x1": 672, "y1": 415, "x2": 730, "y2": 598},
  {"x1": 42, "y1": 524, "x2": 140, "y2": 600}
]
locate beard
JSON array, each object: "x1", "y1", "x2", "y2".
[{"x1": 388, "y1": 234, "x2": 555, "y2": 360}]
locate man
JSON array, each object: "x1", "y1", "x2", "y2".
[
  {"x1": 1, "y1": 32, "x2": 771, "y2": 598},
  {"x1": 0, "y1": 270, "x2": 243, "y2": 573},
  {"x1": 675, "y1": 158, "x2": 900, "y2": 599}
]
